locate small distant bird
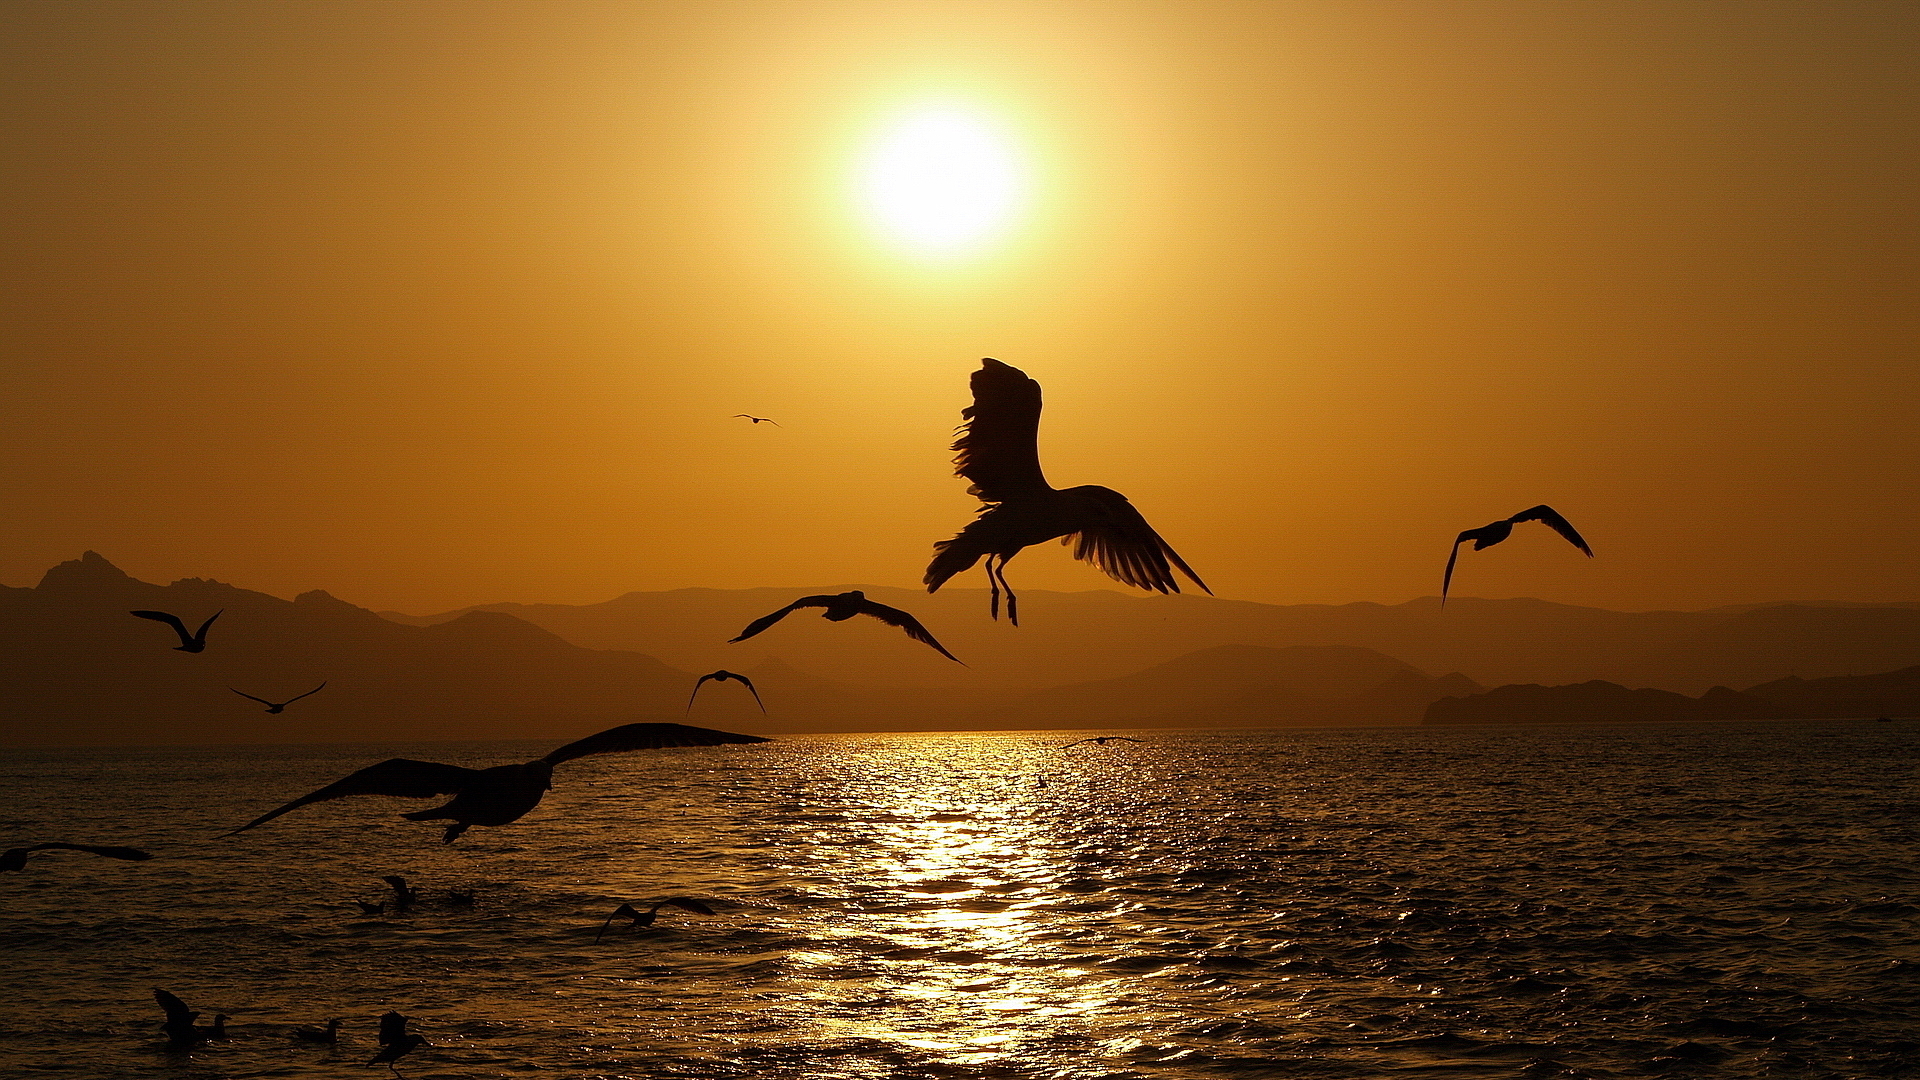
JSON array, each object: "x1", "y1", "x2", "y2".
[
  {"x1": 731, "y1": 591, "x2": 962, "y2": 664},
  {"x1": 224, "y1": 723, "x2": 771, "y2": 844},
  {"x1": 1442, "y1": 505, "x2": 1593, "y2": 605},
  {"x1": 734, "y1": 414, "x2": 781, "y2": 426},
  {"x1": 1, "y1": 842, "x2": 153, "y2": 872},
  {"x1": 293, "y1": 1018, "x2": 341, "y2": 1044},
  {"x1": 595, "y1": 897, "x2": 716, "y2": 942},
  {"x1": 367, "y1": 1034, "x2": 427, "y2": 1075},
  {"x1": 687, "y1": 670, "x2": 766, "y2": 714},
  {"x1": 1056, "y1": 736, "x2": 1144, "y2": 749},
  {"x1": 153, "y1": 989, "x2": 226, "y2": 1049},
  {"x1": 926, "y1": 359, "x2": 1209, "y2": 625},
  {"x1": 352, "y1": 899, "x2": 385, "y2": 916},
  {"x1": 377, "y1": 1011, "x2": 410, "y2": 1046},
  {"x1": 130, "y1": 609, "x2": 222, "y2": 652},
  {"x1": 445, "y1": 889, "x2": 476, "y2": 907},
  {"x1": 382, "y1": 875, "x2": 418, "y2": 913},
  {"x1": 230, "y1": 681, "x2": 327, "y2": 714}
]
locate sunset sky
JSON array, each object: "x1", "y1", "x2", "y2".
[{"x1": 4, "y1": 0, "x2": 1914, "y2": 613}]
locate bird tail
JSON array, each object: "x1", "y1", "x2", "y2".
[{"x1": 924, "y1": 527, "x2": 994, "y2": 593}]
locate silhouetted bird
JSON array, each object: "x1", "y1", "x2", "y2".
[
  {"x1": 230, "y1": 682, "x2": 327, "y2": 714},
  {"x1": 131, "y1": 609, "x2": 222, "y2": 652},
  {"x1": 595, "y1": 897, "x2": 716, "y2": 942},
  {"x1": 377, "y1": 1011, "x2": 410, "y2": 1046},
  {"x1": 382, "y1": 875, "x2": 418, "y2": 913},
  {"x1": 293, "y1": 1018, "x2": 341, "y2": 1044},
  {"x1": 367, "y1": 1034, "x2": 427, "y2": 1075},
  {"x1": 353, "y1": 899, "x2": 385, "y2": 916},
  {"x1": 153, "y1": 989, "x2": 226, "y2": 1049},
  {"x1": 731, "y1": 591, "x2": 962, "y2": 664},
  {"x1": 926, "y1": 358, "x2": 1210, "y2": 625},
  {"x1": 1056, "y1": 736, "x2": 1145, "y2": 749},
  {"x1": 734, "y1": 414, "x2": 781, "y2": 426},
  {"x1": 688, "y1": 670, "x2": 766, "y2": 713},
  {"x1": 223, "y1": 723, "x2": 771, "y2": 843},
  {"x1": 1441, "y1": 504, "x2": 1593, "y2": 605},
  {"x1": 1, "y1": 842, "x2": 153, "y2": 872},
  {"x1": 445, "y1": 889, "x2": 476, "y2": 907}
]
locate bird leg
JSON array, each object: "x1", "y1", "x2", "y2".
[
  {"x1": 984, "y1": 556, "x2": 1003, "y2": 622},
  {"x1": 988, "y1": 553, "x2": 1021, "y2": 626}
]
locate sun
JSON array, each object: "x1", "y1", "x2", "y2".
[{"x1": 860, "y1": 105, "x2": 1024, "y2": 255}]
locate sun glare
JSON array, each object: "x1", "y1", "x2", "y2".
[{"x1": 860, "y1": 107, "x2": 1024, "y2": 255}]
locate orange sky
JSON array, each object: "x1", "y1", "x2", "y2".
[{"x1": 3, "y1": 0, "x2": 1915, "y2": 612}]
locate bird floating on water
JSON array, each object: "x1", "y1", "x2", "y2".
[
  {"x1": 687, "y1": 670, "x2": 766, "y2": 713},
  {"x1": 1, "y1": 842, "x2": 153, "y2": 872},
  {"x1": 130, "y1": 609, "x2": 222, "y2": 652},
  {"x1": 153, "y1": 989, "x2": 226, "y2": 1049},
  {"x1": 595, "y1": 897, "x2": 716, "y2": 942},
  {"x1": 223, "y1": 723, "x2": 771, "y2": 843},
  {"x1": 926, "y1": 358, "x2": 1210, "y2": 625},
  {"x1": 734, "y1": 414, "x2": 781, "y2": 426},
  {"x1": 1441, "y1": 504, "x2": 1593, "y2": 605},
  {"x1": 731, "y1": 591, "x2": 962, "y2": 664},
  {"x1": 293, "y1": 1017, "x2": 341, "y2": 1044},
  {"x1": 446, "y1": 888, "x2": 476, "y2": 907},
  {"x1": 230, "y1": 682, "x2": 327, "y2": 714},
  {"x1": 1056, "y1": 736, "x2": 1145, "y2": 749},
  {"x1": 353, "y1": 899, "x2": 385, "y2": 916}
]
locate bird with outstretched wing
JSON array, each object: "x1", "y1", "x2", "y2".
[
  {"x1": 1, "y1": 842, "x2": 153, "y2": 872},
  {"x1": 1442, "y1": 504, "x2": 1593, "y2": 605},
  {"x1": 688, "y1": 670, "x2": 766, "y2": 713},
  {"x1": 130, "y1": 609, "x2": 222, "y2": 652},
  {"x1": 730, "y1": 590, "x2": 962, "y2": 664}
]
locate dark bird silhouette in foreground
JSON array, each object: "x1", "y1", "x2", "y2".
[
  {"x1": 382, "y1": 875, "x2": 418, "y2": 913},
  {"x1": 1, "y1": 842, "x2": 153, "y2": 872},
  {"x1": 688, "y1": 670, "x2": 766, "y2": 713},
  {"x1": 595, "y1": 897, "x2": 716, "y2": 942},
  {"x1": 926, "y1": 358, "x2": 1210, "y2": 625},
  {"x1": 154, "y1": 989, "x2": 226, "y2": 1048},
  {"x1": 367, "y1": 1034, "x2": 427, "y2": 1076},
  {"x1": 230, "y1": 681, "x2": 327, "y2": 714},
  {"x1": 130, "y1": 609, "x2": 222, "y2": 652},
  {"x1": 734, "y1": 414, "x2": 781, "y2": 426},
  {"x1": 293, "y1": 1018, "x2": 341, "y2": 1044},
  {"x1": 731, "y1": 591, "x2": 962, "y2": 664},
  {"x1": 223, "y1": 723, "x2": 771, "y2": 843},
  {"x1": 1056, "y1": 736, "x2": 1145, "y2": 749},
  {"x1": 1442, "y1": 504, "x2": 1593, "y2": 605}
]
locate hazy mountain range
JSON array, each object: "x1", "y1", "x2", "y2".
[{"x1": 3, "y1": 552, "x2": 1917, "y2": 746}]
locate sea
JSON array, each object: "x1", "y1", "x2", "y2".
[{"x1": 2, "y1": 720, "x2": 1917, "y2": 1079}]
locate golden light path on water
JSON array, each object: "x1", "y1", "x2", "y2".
[{"x1": 858, "y1": 105, "x2": 1025, "y2": 255}]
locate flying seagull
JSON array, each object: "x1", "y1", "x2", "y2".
[
  {"x1": 230, "y1": 682, "x2": 328, "y2": 714},
  {"x1": 154, "y1": 989, "x2": 226, "y2": 1049},
  {"x1": 222, "y1": 722, "x2": 771, "y2": 843},
  {"x1": 130, "y1": 609, "x2": 222, "y2": 653},
  {"x1": 1056, "y1": 736, "x2": 1145, "y2": 749},
  {"x1": 926, "y1": 358, "x2": 1210, "y2": 625},
  {"x1": 595, "y1": 897, "x2": 716, "y2": 942},
  {"x1": 1, "y1": 842, "x2": 153, "y2": 872},
  {"x1": 730, "y1": 591, "x2": 962, "y2": 664},
  {"x1": 687, "y1": 670, "x2": 766, "y2": 714},
  {"x1": 1442, "y1": 504, "x2": 1593, "y2": 605},
  {"x1": 734, "y1": 414, "x2": 781, "y2": 426}
]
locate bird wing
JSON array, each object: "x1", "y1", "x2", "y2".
[
  {"x1": 191, "y1": 610, "x2": 223, "y2": 642},
  {"x1": 728, "y1": 595, "x2": 835, "y2": 643},
  {"x1": 1510, "y1": 505, "x2": 1594, "y2": 557},
  {"x1": 733, "y1": 674, "x2": 767, "y2": 713},
  {"x1": 595, "y1": 904, "x2": 641, "y2": 942},
  {"x1": 221, "y1": 759, "x2": 481, "y2": 836},
  {"x1": 1062, "y1": 489, "x2": 1211, "y2": 595},
  {"x1": 378, "y1": 1012, "x2": 407, "y2": 1044},
  {"x1": 230, "y1": 689, "x2": 273, "y2": 706},
  {"x1": 29, "y1": 842, "x2": 153, "y2": 861},
  {"x1": 665, "y1": 897, "x2": 716, "y2": 915},
  {"x1": 687, "y1": 673, "x2": 720, "y2": 713},
  {"x1": 852, "y1": 599, "x2": 965, "y2": 664},
  {"x1": 541, "y1": 723, "x2": 771, "y2": 766},
  {"x1": 154, "y1": 989, "x2": 195, "y2": 1025},
  {"x1": 1441, "y1": 539, "x2": 1465, "y2": 605},
  {"x1": 951, "y1": 358, "x2": 1049, "y2": 502},
  {"x1": 130, "y1": 610, "x2": 191, "y2": 644},
  {"x1": 285, "y1": 681, "x2": 328, "y2": 704}
]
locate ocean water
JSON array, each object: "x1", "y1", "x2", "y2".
[{"x1": 2, "y1": 721, "x2": 1918, "y2": 1080}]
